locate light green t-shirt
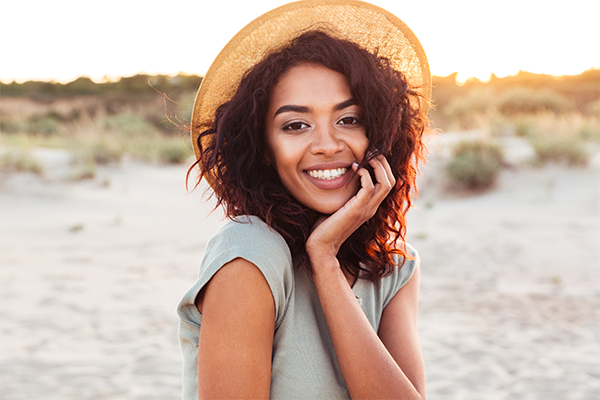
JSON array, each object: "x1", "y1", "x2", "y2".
[{"x1": 177, "y1": 215, "x2": 418, "y2": 399}]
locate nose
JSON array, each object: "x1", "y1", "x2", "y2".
[{"x1": 310, "y1": 124, "x2": 344, "y2": 156}]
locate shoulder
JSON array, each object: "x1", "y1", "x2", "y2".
[
  {"x1": 202, "y1": 215, "x2": 294, "y2": 303},
  {"x1": 206, "y1": 215, "x2": 291, "y2": 266},
  {"x1": 186, "y1": 214, "x2": 292, "y2": 279},
  {"x1": 380, "y1": 243, "x2": 420, "y2": 308},
  {"x1": 177, "y1": 215, "x2": 294, "y2": 332}
]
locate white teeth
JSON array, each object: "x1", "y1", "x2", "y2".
[{"x1": 307, "y1": 167, "x2": 347, "y2": 180}]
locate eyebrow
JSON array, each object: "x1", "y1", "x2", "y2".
[
  {"x1": 273, "y1": 98, "x2": 356, "y2": 117},
  {"x1": 333, "y1": 98, "x2": 356, "y2": 111},
  {"x1": 273, "y1": 105, "x2": 309, "y2": 117}
]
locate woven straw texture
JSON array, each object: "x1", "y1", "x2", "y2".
[{"x1": 191, "y1": 0, "x2": 430, "y2": 160}]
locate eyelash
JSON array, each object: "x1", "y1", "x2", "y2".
[
  {"x1": 283, "y1": 122, "x2": 310, "y2": 131},
  {"x1": 338, "y1": 116, "x2": 361, "y2": 125},
  {"x1": 282, "y1": 116, "x2": 362, "y2": 131}
]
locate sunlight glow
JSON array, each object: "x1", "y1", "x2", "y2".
[{"x1": 1, "y1": 0, "x2": 599, "y2": 84}]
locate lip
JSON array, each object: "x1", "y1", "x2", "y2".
[
  {"x1": 303, "y1": 162, "x2": 355, "y2": 190},
  {"x1": 305, "y1": 161, "x2": 352, "y2": 171}
]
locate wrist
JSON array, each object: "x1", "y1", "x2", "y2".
[
  {"x1": 307, "y1": 249, "x2": 339, "y2": 269},
  {"x1": 310, "y1": 257, "x2": 345, "y2": 282},
  {"x1": 306, "y1": 235, "x2": 340, "y2": 260}
]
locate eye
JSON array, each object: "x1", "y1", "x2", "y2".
[
  {"x1": 283, "y1": 121, "x2": 310, "y2": 131},
  {"x1": 338, "y1": 116, "x2": 361, "y2": 126}
]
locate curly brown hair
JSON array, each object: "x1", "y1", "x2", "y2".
[{"x1": 189, "y1": 30, "x2": 428, "y2": 282}]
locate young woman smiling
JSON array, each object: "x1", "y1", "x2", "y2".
[{"x1": 177, "y1": 2, "x2": 431, "y2": 399}]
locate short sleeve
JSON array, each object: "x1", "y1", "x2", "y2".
[
  {"x1": 177, "y1": 215, "x2": 294, "y2": 335},
  {"x1": 381, "y1": 243, "x2": 420, "y2": 308},
  {"x1": 176, "y1": 216, "x2": 294, "y2": 400}
]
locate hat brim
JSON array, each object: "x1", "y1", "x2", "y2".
[{"x1": 191, "y1": 0, "x2": 430, "y2": 168}]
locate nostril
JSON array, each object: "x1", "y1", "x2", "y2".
[{"x1": 311, "y1": 132, "x2": 345, "y2": 155}]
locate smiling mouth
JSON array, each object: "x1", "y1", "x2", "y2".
[{"x1": 306, "y1": 167, "x2": 347, "y2": 180}]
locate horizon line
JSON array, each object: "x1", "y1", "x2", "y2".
[{"x1": 1, "y1": 67, "x2": 599, "y2": 86}]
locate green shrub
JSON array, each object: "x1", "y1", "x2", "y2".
[
  {"x1": 446, "y1": 140, "x2": 504, "y2": 189},
  {"x1": 521, "y1": 113, "x2": 594, "y2": 166},
  {"x1": 0, "y1": 150, "x2": 44, "y2": 175},
  {"x1": 101, "y1": 112, "x2": 159, "y2": 137},
  {"x1": 25, "y1": 116, "x2": 61, "y2": 135},
  {"x1": 529, "y1": 133, "x2": 588, "y2": 166},
  {"x1": 0, "y1": 119, "x2": 23, "y2": 134},
  {"x1": 513, "y1": 117, "x2": 539, "y2": 137},
  {"x1": 76, "y1": 138, "x2": 124, "y2": 165},
  {"x1": 69, "y1": 161, "x2": 96, "y2": 180},
  {"x1": 156, "y1": 139, "x2": 191, "y2": 164},
  {"x1": 45, "y1": 109, "x2": 81, "y2": 122}
]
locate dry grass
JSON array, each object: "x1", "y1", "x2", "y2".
[
  {"x1": 0, "y1": 97, "x2": 193, "y2": 178},
  {"x1": 68, "y1": 161, "x2": 97, "y2": 181},
  {"x1": 446, "y1": 86, "x2": 599, "y2": 168},
  {"x1": 0, "y1": 150, "x2": 44, "y2": 175},
  {"x1": 523, "y1": 113, "x2": 595, "y2": 166},
  {"x1": 446, "y1": 140, "x2": 504, "y2": 189}
]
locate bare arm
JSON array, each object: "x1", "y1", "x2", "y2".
[
  {"x1": 307, "y1": 155, "x2": 425, "y2": 399},
  {"x1": 311, "y1": 260, "x2": 424, "y2": 399},
  {"x1": 196, "y1": 257, "x2": 275, "y2": 399},
  {"x1": 379, "y1": 265, "x2": 425, "y2": 396}
]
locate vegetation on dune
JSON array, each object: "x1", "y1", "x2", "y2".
[
  {"x1": 0, "y1": 69, "x2": 598, "y2": 186},
  {"x1": 0, "y1": 74, "x2": 202, "y2": 100},
  {"x1": 524, "y1": 113, "x2": 594, "y2": 167},
  {"x1": 0, "y1": 76, "x2": 195, "y2": 177},
  {"x1": 0, "y1": 150, "x2": 44, "y2": 175},
  {"x1": 446, "y1": 140, "x2": 504, "y2": 189},
  {"x1": 430, "y1": 69, "x2": 599, "y2": 126},
  {"x1": 431, "y1": 69, "x2": 599, "y2": 172}
]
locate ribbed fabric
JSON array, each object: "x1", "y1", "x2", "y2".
[{"x1": 176, "y1": 215, "x2": 418, "y2": 399}]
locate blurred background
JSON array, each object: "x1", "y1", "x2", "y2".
[{"x1": 1, "y1": 1, "x2": 599, "y2": 399}]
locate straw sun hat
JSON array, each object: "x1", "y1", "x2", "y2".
[{"x1": 191, "y1": 0, "x2": 430, "y2": 166}]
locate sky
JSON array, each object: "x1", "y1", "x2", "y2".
[{"x1": 2, "y1": 0, "x2": 599, "y2": 84}]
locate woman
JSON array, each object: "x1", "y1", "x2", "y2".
[{"x1": 177, "y1": 1, "x2": 430, "y2": 399}]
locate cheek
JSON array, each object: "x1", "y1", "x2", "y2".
[
  {"x1": 270, "y1": 139, "x2": 302, "y2": 170},
  {"x1": 353, "y1": 136, "x2": 370, "y2": 162},
  {"x1": 272, "y1": 154, "x2": 298, "y2": 181}
]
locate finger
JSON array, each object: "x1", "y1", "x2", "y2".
[
  {"x1": 350, "y1": 162, "x2": 375, "y2": 203},
  {"x1": 351, "y1": 162, "x2": 389, "y2": 220},
  {"x1": 376, "y1": 154, "x2": 396, "y2": 187},
  {"x1": 367, "y1": 156, "x2": 393, "y2": 196},
  {"x1": 352, "y1": 162, "x2": 375, "y2": 191}
]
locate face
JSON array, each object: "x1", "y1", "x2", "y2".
[{"x1": 265, "y1": 63, "x2": 369, "y2": 215}]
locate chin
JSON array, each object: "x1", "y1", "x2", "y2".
[{"x1": 310, "y1": 199, "x2": 350, "y2": 215}]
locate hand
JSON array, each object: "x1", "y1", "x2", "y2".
[{"x1": 306, "y1": 154, "x2": 396, "y2": 263}]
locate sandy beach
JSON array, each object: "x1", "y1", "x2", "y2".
[{"x1": 1, "y1": 134, "x2": 599, "y2": 399}]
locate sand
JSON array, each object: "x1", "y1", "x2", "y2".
[{"x1": 0, "y1": 134, "x2": 598, "y2": 399}]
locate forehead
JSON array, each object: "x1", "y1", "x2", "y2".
[{"x1": 269, "y1": 63, "x2": 352, "y2": 108}]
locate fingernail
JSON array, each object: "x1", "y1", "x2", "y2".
[
  {"x1": 352, "y1": 162, "x2": 359, "y2": 169},
  {"x1": 366, "y1": 149, "x2": 380, "y2": 160}
]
